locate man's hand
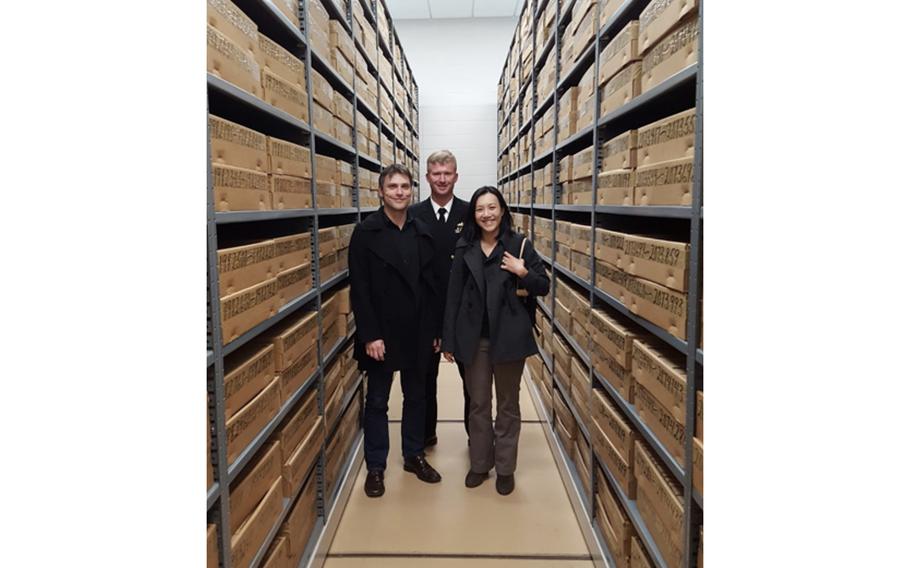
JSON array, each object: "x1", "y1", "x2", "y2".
[
  {"x1": 433, "y1": 338, "x2": 441, "y2": 353},
  {"x1": 501, "y1": 251, "x2": 528, "y2": 278},
  {"x1": 442, "y1": 351, "x2": 455, "y2": 363},
  {"x1": 366, "y1": 339, "x2": 386, "y2": 361}
]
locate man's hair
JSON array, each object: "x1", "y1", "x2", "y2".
[
  {"x1": 378, "y1": 163, "x2": 413, "y2": 189},
  {"x1": 426, "y1": 150, "x2": 457, "y2": 171}
]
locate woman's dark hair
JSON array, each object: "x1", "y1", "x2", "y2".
[{"x1": 462, "y1": 186, "x2": 514, "y2": 243}]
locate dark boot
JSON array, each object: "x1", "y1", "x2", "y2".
[{"x1": 403, "y1": 455, "x2": 442, "y2": 483}]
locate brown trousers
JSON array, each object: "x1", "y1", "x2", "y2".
[{"x1": 464, "y1": 338, "x2": 526, "y2": 475}]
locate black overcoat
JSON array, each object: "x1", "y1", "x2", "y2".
[
  {"x1": 348, "y1": 210, "x2": 442, "y2": 373},
  {"x1": 408, "y1": 196, "x2": 469, "y2": 320},
  {"x1": 441, "y1": 231, "x2": 550, "y2": 366}
]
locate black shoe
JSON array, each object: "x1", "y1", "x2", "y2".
[
  {"x1": 465, "y1": 470, "x2": 489, "y2": 488},
  {"x1": 496, "y1": 474, "x2": 515, "y2": 495},
  {"x1": 424, "y1": 436, "x2": 438, "y2": 448},
  {"x1": 364, "y1": 469, "x2": 385, "y2": 497},
  {"x1": 403, "y1": 455, "x2": 442, "y2": 483}
]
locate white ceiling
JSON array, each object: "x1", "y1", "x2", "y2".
[{"x1": 385, "y1": 0, "x2": 522, "y2": 20}]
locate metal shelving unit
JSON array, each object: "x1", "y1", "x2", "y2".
[
  {"x1": 206, "y1": 0, "x2": 420, "y2": 565},
  {"x1": 497, "y1": 1, "x2": 703, "y2": 567}
]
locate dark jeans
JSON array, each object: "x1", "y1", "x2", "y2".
[
  {"x1": 364, "y1": 367, "x2": 426, "y2": 471},
  {"x1": 424, "y1": 351, "x2": 469, "y2": 440}
]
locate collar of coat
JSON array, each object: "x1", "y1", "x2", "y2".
[
  {"x1": 359, "y1": 209, "x2": 436, "y2": 295},
  {"x1": 455, "y1": 231, "x2": 524, "y2": 296}
]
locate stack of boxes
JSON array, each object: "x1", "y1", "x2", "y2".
[
  {"x1": 209, "y1": 88, "x2": 314, "y2": 214},
  {"x1": 593, "y1": 227, "x2": 690, "y2": 340},
  {"x1": 598, "y1": 20, "x2": 642, "y2": 121},
  {"x1": 634, "y1": 441, "x2": 685, "y2": 568},
  {"x1": 570, "y1": 0, "x2": 598, "y2": 64},
  {"x1": 633, "y1": 108, "x2": 696, "y2": 206},
  {"x1": 559, "y1": 146, "x2": 594, "y2": 205},
  {"x1": 207, "y1": 0, "x2": 264, "y2": 99},
  {"x1": 216, "y1": 227, "x2": 314, "y2": 343},
  {"x1": 533, "y1": 217, "x2": 553, "y2": 258},
  {"x1": 307, "y1": 0, "x2": 332, "y2": 64},
  {"x1": 639, "y1": 0, "x2": 699, "y2": 95},
  {"x1": 557, "y1": 87, "x2": 578, "y2": 144}
]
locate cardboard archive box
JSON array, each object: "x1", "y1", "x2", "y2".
[
  {"x1": 229, "y1": 440, "x2": 282, "y2": 533},
  {"x1": 272, "y1": 174, "x2": 313, "y2": 210},
  {"x1": 268, "y1": 138, "x2": 311, "y2": 179},
  {"x1": 279, "y1": 342, "x2": 317, "y2": 404},
  {"x1": 631, "y1": 339, "x2": 686, "y2": 422},
  {"x1": 636, "y1": 108, "x2": 696, "y2": 167},
  {"x1": 693, "y1": 436, "x2": 703, "y2": 495},
  {"x1": 634, "y1": 441, "x2": 685, "y2": 568},
  {"x1": 260, "y1": 310, "x2": 319, "y2": 373},
  {"x1": 595, "y1": 228, "x2": 626, "y2": 268},
  {"x1": 210, "y1": 114, "x2": 269, "y2": 173},
  {"x1": 259, "y1": 34, "x2": 305, "y2": 88},
  {"x1": 262, "y1": 536, "x2": 289, "y2": 568},
  {"x1": 224, "y1": 343, "x2": 277, "y2": 420},
  {"x1": 272, "y1": 0, "x2": 300, "y2": 28},
  {"x1": 591, "y1": 339, "x2": 634, "y2": 403},
  {"x1": 639, "y1": 0, "x2": 698, "y2": 53},
  {"x1": 600, "y1": 21, "x2": 640, "y2": 87},
  {"x1": 634, "y1": 381, "x2": 685, "y2": 464},
  {"x1": 307, "y1": 0, "x2": 331, "y2": 60},
  {"x1": 592, "y1": 417, "x2": 636, "y2": 498},
  {"x1": 630, "y1": 535, "x2": 655, "y2": 568},
  {"x1": 276, "y1": 261, "x2": 312, "y2": 307},
  {"x1": 571, "y1": 249, "x2": 592, "y2": 282},
  {"x1": 220, "y1": 277, "x2": 279, "y2": 343},
  {"x1": 595, "y1": 258, "x2": 627, "y2": 302},
  {"x1": 597, "y1": 169, "x2": 634, "y2": 206},
  {"x1": 592, "y1": 388, "x2": 637, "y2": 465},
  {"x1": 277, "y1": 387, "x2": 318, "y2": 466},
  {"x1": 206, "y1": 0, "x2": 262, "y2": 96},
  {"x1": 231, "y1": 477, "x2": 283, "y2": 568},
  {"x1": 262, "y1": 69, "x2": 309, "y2": 122},
  {"x1": 273, "y1": 232, "x2": 312, "y2": 274},
  {"x1": 595, "y1": 464, "x2": 633, "y2": 567},
  {"x1": 282, "y1": 468, "x2": 319, "y2": 564},
  {"x1": 622, "y1": 276, "x2": 687, "y2": 339},
  {"x1": 601, "y1": 129, "x2": 637, "y2": 172},
  {"x1": 600, "y1": 62, "x2": 641, "y2": 117},
  {"x1": 217, "y1": 240, "x2": 276, "y2": 299},
  {"x1": 634, "y1": 157, "x2": 693, "y2": 206},
  {"x1": 590, "y1": 309, "x2": 637, "y2": 368},
  {"x1": 283, "y1": 414, "x2": 324, "y2": 499},
  {"x1": 213, "y1": 163, "x2": 271, "y2": 212},
  {"x1": 226, "y1": 376, "x2": 281, "y2": 463},
  {"x1": 622, "y1": 234, "x2": 688, "y2": 292},
  {"x1": 641, "y1": 16, "x2": 698, "y2": 94},
  {"x1": 311, "y1": 70, "x2": 334, "y2": 112},
  {"x1": 696, "y1": 390, "x2": 703, "y2": 439},
  {"x1": 207, "y1": 524, "x2": 219, "y2": 568},
  {"x1": 600, "y1": 0, "x2": 625, "y2": 28}
]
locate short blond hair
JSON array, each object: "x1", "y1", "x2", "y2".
[{"x1": 426, "y1": 150, "x2": 457, "y2": 171}]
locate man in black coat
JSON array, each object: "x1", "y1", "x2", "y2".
[
  {"x1": 349, "y1": 164, "x2": 443, "y2": 498},
  {"x1": 408, "y1": 150, "x2": 471, "y2": 446}
]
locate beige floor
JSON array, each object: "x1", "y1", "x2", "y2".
[{"x1": 325, "y1": 361, "x2": 594, "y2": 567}]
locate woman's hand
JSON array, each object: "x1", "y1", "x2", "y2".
[
  {"x1": 501, "y1": 251, "x2": 528, "y2": 278},
  {"x1": 443, "y1": 351, "x2": 455, "y2": 363}
]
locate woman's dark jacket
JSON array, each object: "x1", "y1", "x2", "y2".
[{"x1": 441, "y1": 231, "x2": 550, "y2": 366}]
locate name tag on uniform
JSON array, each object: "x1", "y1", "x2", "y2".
[{"x1": 455, "y1": 221, "x2": 464, "y2": 234}]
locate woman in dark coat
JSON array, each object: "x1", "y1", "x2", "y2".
[{"x1": 441, "y1": 186, "x2": 550, "y2": 495}]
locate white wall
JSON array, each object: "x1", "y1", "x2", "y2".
[{"x1": 394, "y1": 17, "x2": 518, "y2": 202}]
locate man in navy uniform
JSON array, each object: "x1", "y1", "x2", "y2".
[{"x1": 409, "y1": 150, "x2": 471, "y2": 446}]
